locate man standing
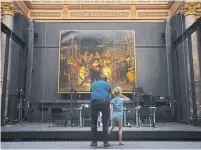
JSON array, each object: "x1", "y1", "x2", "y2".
[{"x1": 90, "y1": 75, "x2": 111, "y2": 147}]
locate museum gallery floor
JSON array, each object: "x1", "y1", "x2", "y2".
[{"x1": 2, "y1": 122, "x2": 201, "y2": 141}]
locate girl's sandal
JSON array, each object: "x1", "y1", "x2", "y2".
[{"x1": 119, "y1": 143, "x2": 124, "y2": 146}]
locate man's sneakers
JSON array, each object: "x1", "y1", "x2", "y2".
[
  {"x1": 90, "y1": 142, "x2": 97, "y2": 147},
  {"x1": 90, "y1": 142, "x2": 111, "y2": 148},
  {"x1": 104, "y1": 142, "x2": 111, "y2": 148}
]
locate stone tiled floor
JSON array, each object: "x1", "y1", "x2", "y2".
[{"x1": 1, "y1": 141, "x2": 201, "y2": 149}]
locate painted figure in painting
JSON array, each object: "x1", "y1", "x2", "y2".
[
  {"x1": 78, "y1": 63, "x2": 86, "y2": 85},
  {"x1": 111, "y1": 59, "x2": 118, "y2": 83},
  {"x1": 68, "y1": 56, "x2": 79, "y2": 83},
  {"x1": 95, "y1": 52, "x2": 101, "y2": 59},
  {"x1": 90, "y1": 59, "x2": 101, "y2": 83},
  {"x1": 120, "y1": 61, "x2": 128, "y2": 84},
  {"x1": 60, "y1": 55, "x2": 68, "y2": 86},
  {"x1": 101, "y1": 60, "x2": 112, "y2": 83}
]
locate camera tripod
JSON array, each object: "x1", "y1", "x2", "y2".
[
  {"x1": 65, "y1": 88, "x2": 77, "y2": 127},
  {"x1": 15, "y1": 89, "x2": 27, "y2": 125}
]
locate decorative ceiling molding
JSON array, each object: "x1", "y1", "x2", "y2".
[
  {"x1": 167, "y1": 1, "x2": 175, "y2": 9},
  {"x1": 4, "y1": 0, "x2": 200, "y2": 22},
  {"x1": 29, "y1": 10, "x2": 62, "y2": 19},
  {"x1": 28, "y1": 8, "x2": 170, "y2": 21},
  {"x1": 25, "y1": 1, "x2": 172, "y2": 21},
  {"x1": 182, "y1": 2, "x2": 201, "y2": 16},
  {"x1": 34, "y1": 19, "x2": 165, "y2": 23},
  {"x1": 137, "y1": 9, "x2": 169, "y2": 18},
  {"x1": 13, "y1": 1, "x2": 29, "y2": 19},
  {"x1": 195, "y1": 8, "x2": 201, "y2": 18},
  {"x1": 28, "y1": 0, "x2": 169, "y2": 5},
  {"x1": 1, "y1": 2, "x2": 16, "y2": 16},
  {"x1": 26, "y1": 4, "x2": 171, "y2": 10},
  {"x1": 169, "y1": 1, "x2": 184, "y2": 19}
]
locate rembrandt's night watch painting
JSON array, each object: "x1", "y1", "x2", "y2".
[{"x1": 58, "y1": 30, "x2": 136, "y2": 93}]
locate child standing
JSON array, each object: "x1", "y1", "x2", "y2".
[{"x1": 108, "y1": 87, "x2": 130, "y2": 146}]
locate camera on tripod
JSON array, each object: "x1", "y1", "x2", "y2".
[
  {"x1": 16, "y1": 89, "x2": 26, "y2": 123},
  {"x1": 132, "y1": 87, "x2": 144, "y2": 102}
]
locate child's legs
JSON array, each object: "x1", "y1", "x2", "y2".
[
  {"x1": 108, "y1": 120, "x2": 115, "y2": 135},
  {"x1": 117, "y1": 117, "x2": 123, "y2": 144}
]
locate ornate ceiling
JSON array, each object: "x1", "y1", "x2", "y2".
[{"x1": 1, "y1": 0, "x2": 201, "y2": 22}]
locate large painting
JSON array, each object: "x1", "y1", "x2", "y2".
[{"x1": 58, "y1": 30, "x2": 136, "y2": 93}]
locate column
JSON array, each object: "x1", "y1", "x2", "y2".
[
  {"x1": 1, "y1": 2, "x2": 15, "y2": 29},
  {"x1": 1, "y1": 2, "x2": 15, "y2": 123},
  {"x1": 183, "y1": 2, "x2": 201, "y2": 120}
]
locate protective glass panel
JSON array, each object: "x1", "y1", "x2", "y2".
[
  {"x1": 172, "y1": 25, "x2": 201, "y2": 126},
  {"x1": 192, "y1": 29, "x2": 201, "y2": 119},
  {"x1": 174, "y1": 40, "x2": 192, "y2": 122},
  {"x1": 5, "y1": 39, "x2": 21, "y2": 124},
  {"x1": 1, "y1": 32, "x2": 6, "y2": 85}
]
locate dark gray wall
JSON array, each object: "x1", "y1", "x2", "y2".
[
  {"x1": 170, "y1": 14, "x2": 185, "y2": 43},
  {"x1": 13, "y1": 13, "x2": 30, "y2": 43},
  {"x1": 170, "y1": 14, "x2": 189, "y2": 122},
  {"x1": 31, "y1": 22, "x2": 168, "y2": 102}
]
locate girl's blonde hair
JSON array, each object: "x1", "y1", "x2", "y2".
[{"x1": 113, "y1": 87, "x2": 122, "y2": 97}]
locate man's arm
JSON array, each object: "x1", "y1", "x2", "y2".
[
  {"x1": 90, "y1": 82, "x2": 94, "y2": 92},
  {"x1": 108, "y1": 84, "x2": 112, "y2": 100},
  {"x1": 109, "y1": 84, "x2": 112, "y2": 93}
]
